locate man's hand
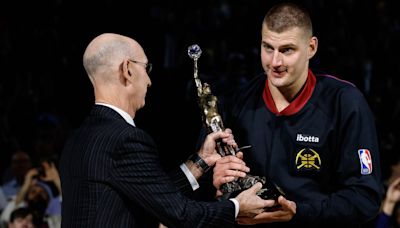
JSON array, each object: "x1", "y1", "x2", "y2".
[
  {"x1": 185, "y1": 129, "x2": 238, "y2": 179},
  {"x1": 236, "y1": 195, "x2": 296, "y2": 225},
  {"x1": 382, "y1": 177, "x2": 400, "y2": 216},
  {"x1": 198, "y1": 128, "x2": 237, "y2": 166},
  {"x1": 41, "y1": 161, "x2": 62, "y2": 194},
  {"x1": 213, "y1": 152, "x2": 249, "y2": 196},
  {"x1": 235, "y1": 182, "x2": 276, "y2": 217}
]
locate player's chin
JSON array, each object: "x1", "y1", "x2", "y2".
[{"x1": 269, "y1": 77, "x2": 288, "y2": 88}]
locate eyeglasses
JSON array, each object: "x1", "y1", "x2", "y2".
[{"x1": 129, "y1": 59, "x2": 153, "y2": 74}]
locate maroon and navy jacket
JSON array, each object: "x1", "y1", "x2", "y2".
[{"x1": 218, "y1": 69, "x2": 383, "y2": 227}]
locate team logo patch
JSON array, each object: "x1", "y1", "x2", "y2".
[
  {"x1": 295, "y1": 148, "x2": 321, "y2": 171},
  {"x1": 358, "y1": 149, "x2": 372, "y2": 175}
]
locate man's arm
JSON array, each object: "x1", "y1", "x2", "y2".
[
  {"x1": 111, "y1": 127, "x2": 271, "y2": 227},
  {"x1": 111, "y1": 129, "x2": 236, "y2": 227}
]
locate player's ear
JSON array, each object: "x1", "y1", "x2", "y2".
[{"x1": 308, "y1": 36, "x2": 318, "y2": 59}]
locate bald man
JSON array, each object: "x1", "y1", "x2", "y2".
[{"x1": 59, "y1": 33, "x2": 271, "y2": 228}]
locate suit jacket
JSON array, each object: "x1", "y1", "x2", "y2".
[{"x1": 60, "y1": 105, "x2": 235, "y2": 227}]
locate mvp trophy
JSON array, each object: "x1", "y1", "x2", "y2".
[{"x1": 187, "y1": 44, "x2": 285, "y2": 200}]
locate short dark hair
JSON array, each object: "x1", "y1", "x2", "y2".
[
  {"x1": 263, "y1": 2, "x2": 313, "y2": 37},
  {"x1": 9, "y1": 207, "x2": 33, "y2": 223}
]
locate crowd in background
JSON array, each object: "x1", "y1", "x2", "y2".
[{"x1": 1, "y1": 0, "x2": 400, "y2": 227}]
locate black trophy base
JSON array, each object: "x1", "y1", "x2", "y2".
[{"x1": 220, "y1": 174, "x2": 285, "y2": 200}]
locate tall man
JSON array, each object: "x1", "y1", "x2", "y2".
[{"x1": 212, "y1": 3, "x2": 383, "y2": 227}]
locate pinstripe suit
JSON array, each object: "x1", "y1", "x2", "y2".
[{"x1": 60, "y1": 105, "x2": 235, "y2": 227}]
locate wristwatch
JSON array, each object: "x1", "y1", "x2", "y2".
[{"x1": 189, "y1": 153, "x2": 211, "y2": 173}]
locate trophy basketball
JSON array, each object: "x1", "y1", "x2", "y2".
[{"x1": 187, "y1": 44, "x2": 285, "y2": 200}]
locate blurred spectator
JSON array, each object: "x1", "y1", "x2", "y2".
[
  {"x1": 376, "y1": 177, "x2": 400, "y2": 228},
  {"x1": 7, "y1": 207, "x2": 36, "y2": 228},
  {"x1": 1, "y1": 151, "x2": 32, "y2": 201},
  {"x1": 0, "y1": 161, "x2": 61, "y2": 228}
]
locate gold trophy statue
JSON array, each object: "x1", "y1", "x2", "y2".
[{"x1": 187, "y1": 44, "x2": 285, "y2": 200}]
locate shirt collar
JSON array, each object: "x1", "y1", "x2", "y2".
[
  {"x1": 95, "y1": 103, "x2": 136, "y2": 127},
  {"x1": 263, "y1": 69, "x2": 316, "y2": 116}
]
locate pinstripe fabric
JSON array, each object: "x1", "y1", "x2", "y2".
[{"x1": 60, "y1": 105, "x2": 235, "y2": 227}]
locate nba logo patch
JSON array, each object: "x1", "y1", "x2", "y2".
[{"x1": 358, "y1": 149, "x2": 372, "y2": 175}]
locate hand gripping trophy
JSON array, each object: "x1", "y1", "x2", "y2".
[{"x1": 187, "y1": 44, "x2": 285, "y2": 200}]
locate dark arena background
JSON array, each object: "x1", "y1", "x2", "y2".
[{"x1": 1, "y1": 0, "x2": 400, "y2": 224}]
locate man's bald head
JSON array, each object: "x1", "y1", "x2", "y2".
[{"x1": 83, "y1": 33, "x2": 141, "y2": 83}]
